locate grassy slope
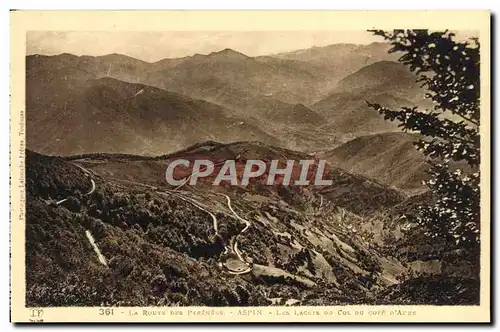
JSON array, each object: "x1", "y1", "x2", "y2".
[{"x1": 322, "y1": 132, "x2": 429, "y2": 190}]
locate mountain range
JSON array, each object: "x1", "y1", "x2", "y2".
[
  {"x1": 24, "y1": 41, "x2": 480, "y2": 307},
  {"x1": 27, "y1": 42, "x2": 428, "y2": 156},
  {"x1": 273, "y1": 42, "x2": 400, "y2": 81},
  {"x1": 26, "y1": 74, "x2": 278, "y2": 156}
]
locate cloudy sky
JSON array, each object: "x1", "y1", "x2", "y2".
[{"x1": 27, "y1": 31, "x2": 384, "y2": 62}]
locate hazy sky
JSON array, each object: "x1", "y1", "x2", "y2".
[{"x1": 27, "y1": 31, "x2": 384, "y2": 62}]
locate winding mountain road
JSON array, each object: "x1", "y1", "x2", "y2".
[
  {"x1": 174, "y1": 160, "x2": 227, "y2": 191},
  {"x1": 54, "y1": 162, "x2": 252, "y2": 275},
  {"x1": 219, "y1": 193, "x2": 252, "y2": 275},
  {"x1": 55, "y1": 164, "x2": 96, "y2": 205},
  {"x1": 161, "y1": 190, "x2": 219, "y2": 236},
  {"x1": 85, "y1": 230, "x2": 108, "y2": 267},
  {"x1": 164, "y1": 190, "x2": 252, "y2": 275},
  {"x1": 47, "y1": 162, "x2": 107, "y2": 267}
]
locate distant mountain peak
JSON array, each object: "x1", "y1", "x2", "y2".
[
  {"x1": 96, "y1": 53, "x2": 149, "y2": 64},
  {"x1": 366, "y1": 41, "x2": 390, "y2": 47},
  {"x1": 57, "y1": 52, "x2": 79, "y2": 58},
  {"x1": 370, "y1": 60, "x2": 401, "y2": 66},
  {"x1": 293, "y1": 103, "x2": 311, "y2": 111},
  {"x1": 207, "y1": 48, "x2": 249, "y2": 60},
  {"x1": 348, "y1": 60, "x2": 414, "y2": 80}
]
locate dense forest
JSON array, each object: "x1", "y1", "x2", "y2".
[{"x1": 25, "y1": 148, "x2": 479, "y2": 306}]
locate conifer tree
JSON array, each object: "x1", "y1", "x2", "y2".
[{"x1": 366, "y1": 30, "x2": 480, "y2": 251}]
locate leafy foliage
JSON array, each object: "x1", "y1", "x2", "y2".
[{"x1": 366, "y1": 30, "x2": 480, "y2": 252}]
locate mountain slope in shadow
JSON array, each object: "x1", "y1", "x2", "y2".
[
  {"x1": 26, "y1": 74, "x2": 279, "y2": 156},
  {"x1": 321, "y1": 132, "x2": 429, "y2": 191},
  {"x1": 26, "y1": 51, "x2": 331, "y2": 153},
  {"x1": 312, "y1": 61, "x2": 431, "y2": 138}
]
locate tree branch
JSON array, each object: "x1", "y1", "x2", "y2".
[{"x1": 454, "y1": 113, "x2": 479, "y2": 127}]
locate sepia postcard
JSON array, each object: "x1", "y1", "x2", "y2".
[{"x1": 10, "y1": 10, "x2": 491, "y2": 323}]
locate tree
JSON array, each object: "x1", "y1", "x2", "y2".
[
  {"x1": 63, "y1": 196, "x2": 81, "y2": 213},
  {"x1": 366, "y1": 30, "x2": 480, "y2": 252}
]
